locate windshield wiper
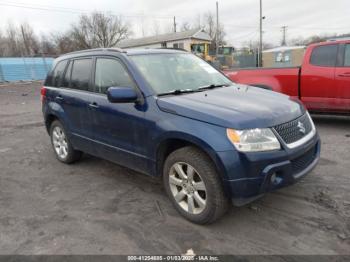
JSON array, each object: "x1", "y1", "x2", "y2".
[
  {"x1": 197, "y1": 84, "x2": 229, "y2": 91},
  {"x1": 158, "y1": 89, "x2": 195, "y2": 96},
  {"x1": 157, "y1": 84, "x2": 230, "y2": 96}
]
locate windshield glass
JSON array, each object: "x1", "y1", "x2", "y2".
[{"x1": 129, "y1": 53, "x2": 232, "y2": 94}]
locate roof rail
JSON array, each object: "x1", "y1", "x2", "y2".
[
  {"x1": 157, "y1": 47, "x2": 188, "y2": 52},
  {"x1": 64, "y1": 47, "x2": 126, "y2": 56}
]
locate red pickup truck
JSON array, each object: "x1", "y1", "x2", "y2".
[{"x1": 224, "y1": 40, "x2": 350, "y2": 114}]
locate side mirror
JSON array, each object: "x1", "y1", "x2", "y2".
[{"x1": 107, "y1": 87, "x2": 138, "y2": 103}]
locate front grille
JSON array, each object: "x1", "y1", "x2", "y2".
[
  {"x1": 291, "y1": 146, "x2": 317, "y2": 174},
  {"x1": 274, "y1": 113, "x2": 312, "y2": 144}
]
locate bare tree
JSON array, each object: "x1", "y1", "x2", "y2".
[
  {"x1": 203, "y1": 12, "x2": 215, "y2": 38},
  {"x1": 203, "y1": 12, "x2": 226, "y2": 47},
  {"x1": 19, "y1": 23, "x2": 39, "y2": 55},
  {"x1": 1, "y1": 22, "x2": 40, "y2": 56},
  {"x1": 70, "y1": 12, "x2": 131, "y2": 49},
  {"x1": 39, "y1": 34, "x2": 56, "y2": 55},
  {"x1": 180, "y1": 21, "x2": 192, "y2": 31},
  {"x1": 0, "y1": 30, "x2": 5, "y2": 56},
  {"x1": 242, "y1": 40, "x2": 274, "y2": 52},
  {"x1": 51, "y1": 32, "x2": 77, "y2": 54},
  {"x1": 179, "y1": 12, "x2": 226, "y2": 48},
  {"x1": 5, "y1": 22, "x2": 21, "y2": 56},
  {"x1": 290, "y1": 34, "x2": 334, "y2": 46},
  {"x1": 152, "y1": 21, "x2": 161, "y2": 35}
]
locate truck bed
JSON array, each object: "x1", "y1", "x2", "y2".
[{"x1": 224, "y1": 67, "x2": 301, "y2": 98}]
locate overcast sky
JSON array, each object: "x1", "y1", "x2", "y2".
[{"x1": 0, "y1": 0, "x2": 349, "y2": 47}]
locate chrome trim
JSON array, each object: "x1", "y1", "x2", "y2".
[{"x1": 284, "y1": 112, "x2": 316, "y2": 149}]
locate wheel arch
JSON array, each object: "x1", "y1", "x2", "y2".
[
  {"x1": 45, "y1": 113, "x2": 59, "y2": 133},
  {"x1": 154, "y1": 133, "x2": 229, "y2": 182}
]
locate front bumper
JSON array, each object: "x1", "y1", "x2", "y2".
[{"x1": 217, "y1": 133, "x2": 321, "y2": 206}]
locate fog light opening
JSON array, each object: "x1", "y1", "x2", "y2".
[{"x1": 270, "y1": 172, "x2": 283, "y2": 185}]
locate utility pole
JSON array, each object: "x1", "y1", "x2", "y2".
[
  {"x1": 259, "y1": 0, "x2": 263, "y2": 67},
  {"x1": 216, "y1": 1, "x2": 219, "y2": 56},
  {"x1": 281, "y1": 26, "x2": 287, "y2": 46},
  {"x1": 173, "y1": 16, "x2": 177, "y2": 33}
]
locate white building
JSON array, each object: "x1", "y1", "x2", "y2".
[{"x1": 117, "y1": 29, "x2": 212, "y2": 52}]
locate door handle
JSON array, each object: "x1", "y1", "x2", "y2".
[
  {"x1": 338, "y1": 74, "x2": 350, "y2": 77},
  {"x1": 55, "y1": 95, "x2": 64, "y2": 101},
  {"x1": 89, "y1": 102, "x2": 99, "y2": 109},
  {"x1": 338, "y1": 72, "x2": 350, "y2": 77}
]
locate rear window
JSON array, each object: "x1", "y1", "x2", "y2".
[
  {"x1": 45, "y1": 60, "x2": 68, "y2": 87},
  {"x1": 344, "y1": 44, "x2": 350, "y2": 67},
  {"x1": 310, "y1": 45, "x2": 337, "y2": 67},
  {"x1": 61, "y1": 61, "x2": 72, "y2": 87},
  {"x1": 70, "y1": 59, "x2": 93, "y2": 91}
]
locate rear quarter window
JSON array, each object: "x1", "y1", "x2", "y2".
[
  {"x1": 44, "y1": 60, "x2": 68, "y2": 87},
  {"x1": 310, "y1": 45, "x2": 338, "y2": 67}
]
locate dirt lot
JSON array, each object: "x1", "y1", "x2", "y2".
[{"x1": 0, "y1": 81, "x2": 349, "y2": 255}]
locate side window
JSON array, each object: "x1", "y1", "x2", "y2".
[
  {"x1": 310, "y1": 45, "x2": 337, "y2": 67},
  {"x1": 344, "y1": 44, "x2": 350, "y2": 67},
  {"x1": 45, "y1": 60, "x2": 68, "y2": 87},
  {"x1": 70, "y1": 58, "x2": 93, "y2": 91},
  {"x1": 61, "y1": 60, "x2": 72, "y2": 87},
  {"x1": 94, "y1": 58, "x2": 135, "y2": 94}
]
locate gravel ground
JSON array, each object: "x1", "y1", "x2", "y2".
[{"x1": 0, "y1": 81, "x2": 349, "y2": 255}]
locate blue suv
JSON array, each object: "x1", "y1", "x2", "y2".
[{"x1": 42, "y1": 48, "x2": 320, "y2": 224}]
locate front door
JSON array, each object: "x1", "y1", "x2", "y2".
[
  {"x1": 88, "y1": 57, "x2": 150, "y2": 173},
  {"x1": 334, "y1": 43, "x2": 350, "y2": 112},
  {"x1": 300, "y1": 44, "x2": 337, "y2": 111}
]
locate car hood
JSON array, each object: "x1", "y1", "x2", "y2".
[{"x1": 156, "y1": 84, "x2": 305, "y2": 129}]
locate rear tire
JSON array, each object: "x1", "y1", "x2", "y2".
[
  {"x1": 163, "y1": 146, "x2": 229, "y2": 224},
  {"x1": 50, "y1": 120, "x2": 82, "y2": 164}
]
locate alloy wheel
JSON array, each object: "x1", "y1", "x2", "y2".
[
  {"x1": 52, "y1": 126, "x2": 68, "y2": 159},
  {"x1": 168, "y1": 162, "x2": 207, "y2": 215}
]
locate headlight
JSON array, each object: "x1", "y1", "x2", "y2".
[{"x1": 226, "y1": 128, "x2": 280, "y2": 152}]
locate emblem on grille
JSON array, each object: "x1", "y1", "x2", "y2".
[{"x1": 297, "y1": 121, "x2": 306, "y2": 134}]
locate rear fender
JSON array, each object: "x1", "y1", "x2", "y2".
[{"x1": 44, "y1": 101, "x2": 71, "y2": 136}]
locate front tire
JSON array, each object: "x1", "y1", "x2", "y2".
[
  {"x1": 163, "y1": 146, "x2": 229, "y2": 224},
  {"x1": 50, "y1": 120, "x2": 82, "y2": 164}
]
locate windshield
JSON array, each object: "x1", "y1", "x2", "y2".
[{"x1": 129, "y1": 53, "x2": 232, "y2": 95}]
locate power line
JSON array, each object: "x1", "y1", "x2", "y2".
[
  {"x1": 228, "y1": 31, "x2": 258, "y2": 41},
  {"x1": 0, "y1": 1, "x2": 175, "y2": 19},
  {"x1": 0, "y1": 0, "x2": 90, "y2": 12}
]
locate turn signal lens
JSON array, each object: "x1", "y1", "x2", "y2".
[{"x1": 226, "y1": 129, "x2": 240, "y2": 143}]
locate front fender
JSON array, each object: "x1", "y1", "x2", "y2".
[{"x1": 149, "y1": 112, "x2": 235, "y2": 180}]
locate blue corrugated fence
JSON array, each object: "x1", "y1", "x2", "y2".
[{"x1": 0, "y1": 57, "x2": 54, "y2": 82}]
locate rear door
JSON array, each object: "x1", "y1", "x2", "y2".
[
  {"x1": 334, "y1": 43, "x2": 350, "y2": 112},
  {"x1": 56, "y1": 58, "x2": 95, "y2": 153},
  {"x1": 300, "y1": 44, "x2": 338, "y2": 111}
]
